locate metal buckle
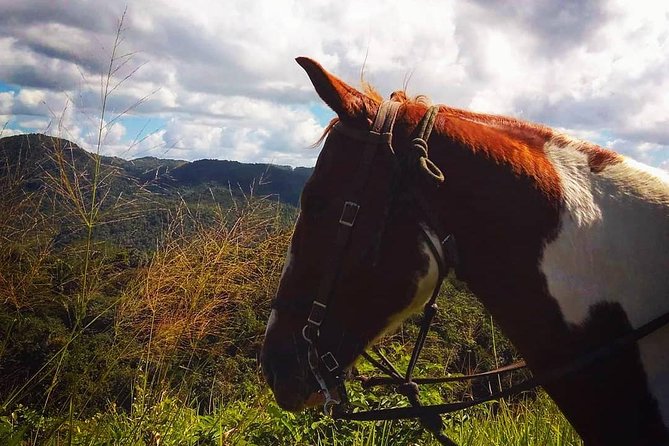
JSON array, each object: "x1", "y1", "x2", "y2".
[
  {"x1": 307, "y1": 301, "x2": 327, "y2": 326},
  {"x1": 321, "y1": 352, "x2": 340, "y2": 372},
  {"x1": 339, "y1": 201, "x2": 360, "y2": 227}
]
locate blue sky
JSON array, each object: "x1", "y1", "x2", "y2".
[
  {"x1": 0, "y1": 81, "x2": 17, "y2": 93},
  {"x1": 0, "y1": 0, "x2": 667, "y2": 169}
]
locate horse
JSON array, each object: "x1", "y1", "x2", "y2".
[{"x1": 260, "y1": 57, "x2": 669, "y2": 445}]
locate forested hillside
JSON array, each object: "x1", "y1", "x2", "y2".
[
  {"x1": 0, "y1": 133, "x2": 312, "y2": 204},
  {"x1": 0, "y1": 133, "x2": 308, "y2": 251}
]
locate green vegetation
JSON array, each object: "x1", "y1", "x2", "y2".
[
  {"x1": 0, "y1": 132, "x2": 582, "y2": 445},
  {"x1": 0, "y1": 18, "x2": 580, "y2": 442}
]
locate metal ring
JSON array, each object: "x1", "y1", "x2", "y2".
[
  {"x1": 302, "y1": 324, "x2": 318, "y2": 343},
  {"x1": 323, "y1": 395, "x2": 341, "y2": 415}
]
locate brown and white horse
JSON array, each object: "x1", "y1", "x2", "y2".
[{"x1": 260, "y1": 57, "x2": 669, "y2": 445}]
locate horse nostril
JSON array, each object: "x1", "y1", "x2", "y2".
[{"x1": 260, "y1": 346, "x2": 317, "y2": 412}]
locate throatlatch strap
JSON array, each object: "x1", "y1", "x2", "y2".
[{"x1": 415, "y1": 105, "x2": 439, "y2": 142}]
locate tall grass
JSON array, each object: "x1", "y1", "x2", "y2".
[
  {"x1": 118, "y1": 198, "x2": 288, "y2": 358},
  {"x1": 0, "y1": 163, "x2": 293, "y2": 444},
  {"x1": 0, "y1": 145, "x2": 583, "y2": 445},
  {"x1": 0, "y1": 11, "x2": 582, "y2": 446}
]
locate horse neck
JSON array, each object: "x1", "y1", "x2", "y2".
[
  {"x1": 426, "y1": 121, "x2": 669, "y2": 443},
  {"x1": 434, "y1": 129, "x2": 561, "y2": 265},
  {"x1": 428, "y1": 127, "x2": 566, "y2": 357},
  {"x1": 429, "y1": 123, "x2": 669, "y2": 354}
]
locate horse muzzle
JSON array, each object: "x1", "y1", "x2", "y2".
[{"x1": 261, "y1": 341, "x2": 329, "y2": 411}]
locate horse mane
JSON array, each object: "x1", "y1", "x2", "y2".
[
  {"x1": 434, "y1": 105, "x2": 624, "y2": 183},
  {"x1": 312, "y1": 86, "x2": 622, "y2": 184}
]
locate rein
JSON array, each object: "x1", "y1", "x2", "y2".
[
  {"x1": 286, "y1": 101, "x2": 669, "y2": 445},
  {"x1": 296, "y1": 100, "x2": 466, "y2": 444}
]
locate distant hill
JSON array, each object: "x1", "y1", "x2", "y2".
[
  {"x1": 167, "y1": 159, "x2": 312, "y2": 205},
  {"x1": 0, "y1": 133, "x2": 312, "y2": 205}
]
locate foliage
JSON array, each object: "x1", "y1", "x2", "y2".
[
  {"x1": 0, "y1": 149, "x2": 581, "y2": 444},
  {"x1": 0, "y1": 17, "x2": 580, "y2": 443}
]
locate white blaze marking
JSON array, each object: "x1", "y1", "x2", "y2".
[
  {"x1": 541, "y1": 136, "x2": 669, "y2": 424},
  {"x1": 280, "y1": 243, "x2": 294, "y2": 280}
]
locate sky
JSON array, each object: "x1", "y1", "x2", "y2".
[{"x1": 0, "y1": 0, "x2": 668, "y2": 170}]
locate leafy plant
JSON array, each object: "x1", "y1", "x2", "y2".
[{"x1": 0, "y1": 10, "x2": 581, "y2": 446}]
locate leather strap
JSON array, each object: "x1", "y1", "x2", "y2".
[
  {"x1": 335, "y1": 309, "x2": 669, "y2": 421},
  {"x1": 301, "y1": 101, "x2": 402, "y2": 411}
]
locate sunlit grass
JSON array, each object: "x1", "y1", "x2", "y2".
[
  {"x1": 0, "y1": 385, "x2": 581, "y2": 445},
  {"x1": 0, "y1": 10, "x2": 582, "y2": 446}
]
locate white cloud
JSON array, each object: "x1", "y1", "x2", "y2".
[
  {"x1": 0, "y1": 0, "x2": 666, "y2": 171},
  {"x1": 151, "y1": 100, "x2": 321, "y2": 166},
  {"x1": 16, "y1": 118, "x2": 49, "y2": 130},
  {"x1": 0, "y1": 92, "x2": 14, "y2": 114}
]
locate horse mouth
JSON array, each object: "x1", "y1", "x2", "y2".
[
  {"x1": 276, "y1": 386, "x2": 341, "y2": 412},
  {"x1": 303, "y1": 387, "x2": 342, "y2": 409}
]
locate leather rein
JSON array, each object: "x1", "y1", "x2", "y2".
[{"x1": 281, "y1": 101, "x2": 669, "y2": 446}]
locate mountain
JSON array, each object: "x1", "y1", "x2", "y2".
[
  {"x1": 167, "y1": 159, "x2": 312, "y2": 205},
  {"x1": 0, "y1": 133, "x2": 312, "y2": 205}
]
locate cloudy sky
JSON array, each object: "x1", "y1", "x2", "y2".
[{"x1": 0, "y1": 0, "x2": 668, "y2": 169}]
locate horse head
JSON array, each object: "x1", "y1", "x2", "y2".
[{"x1": 260, "y1": 58, "x2": 451, "y2": 411}]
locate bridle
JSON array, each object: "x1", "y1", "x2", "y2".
[
  {"x1": 272, "y1": 101, "x2": 669, "y2": 446},
  {"x1": 293, "y1": 99, "x2": 464, "y2": 444},
  {"x1": 307, "y1": 102, "x2": 443, "y2": 390}
]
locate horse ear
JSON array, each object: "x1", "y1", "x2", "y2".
[{"x1": 296, "y1": 57, "x2": 378, "y2": 124}]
